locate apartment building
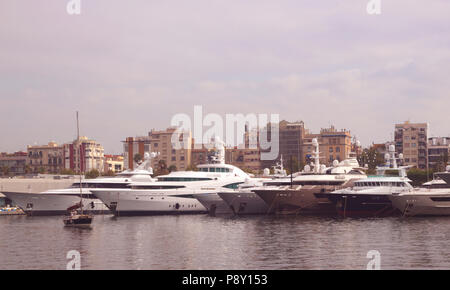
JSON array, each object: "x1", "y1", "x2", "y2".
[
  {"x1": 125, "y1": 128, "x2": 193, "y2": 171},
  {"x1": 260, "y1": 120, "x2": 306, "y2": 169},
  {"x1": 64, "y1": 137, "x2": 105, "y2": 173},
  {"x1": 395, "y1": 121, "x2": 428, "y2": 169},
  {"x1": 149, "y1": 128, "x2": 192, "y2": 171},
  {"x1": 302, "y1": 126, "x2": 352, "y2": 166},
  {"x1": 104, "y1": 155, "x2": 124, "y2": 173},
  {"x1": 0, "y1": 152, "x2": 27, "y2": 175},
  {"x1": 27, "y1": 142, "x2": 65, "y2": 173},
  {"x1": 123, "y1": 136, "x2": 151, "y2": 170},
  {"x1": 428, "y1": 137, "x2": 450, "y2": 170}
]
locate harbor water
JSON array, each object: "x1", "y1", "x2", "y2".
[{"x1": 1, "y1": 214, "x2": 450, "y2": 270}]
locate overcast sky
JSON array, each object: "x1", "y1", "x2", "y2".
[{"x1": 1, "y1": 0, "x2": 449, "y2": 154}]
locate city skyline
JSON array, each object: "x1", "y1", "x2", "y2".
[{"x1": 1, "y1": 0, "x2": 450, "y2": 154}]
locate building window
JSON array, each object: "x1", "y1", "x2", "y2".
[{"x1": 329, "y1": 147, "x2": 333, "y2": 152}]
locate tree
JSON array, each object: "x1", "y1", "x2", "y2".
[
  {"x1": 60, "y1": 168, "x2": 76, "y2": 175},
  {"x1": 85, "y1": 169, "x2": 100, "y2": 179},
  {"x1": 24, "y1": 165, "x2": 32, "y2": 174},
  {"x1": 168, "y1": 165, "x2": 177, "y2": 172},
  {"x1": 38, "y1": 167, "x2": 46, "y2": 174},
  {"x1": 407, "y1": 168, "x2": 434, "y2": 187},
  {"x1": 1, "y1": 165, "x2": 10, "y2": 177},
  {"x1": 102, "y1": 170, "x2": 116, "y2": 177},
  {"x1": 133, "y1": 153, "x2": 143, "y2": 164},
  {"x1": 154, "y1": 160, "x2": 169, "y2": 176},
  {"x1": 357, "y1": 147, "x2": 384, "y2": 173}
]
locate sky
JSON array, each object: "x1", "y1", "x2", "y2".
[{"x1": 1, "y1": 0, "x2": 449, "y2": 154}]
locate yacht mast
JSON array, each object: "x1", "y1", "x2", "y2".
[{"x1": 77, "y1": 111, "x2": 83, "y2": 215}]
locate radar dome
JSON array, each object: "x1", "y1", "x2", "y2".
[
  {"x1": 384, "y1": 153, "x2": 390, "y2": 160},
  {"x1": 312, "y1": 138, "x2": 318, "y2": 147},
  {"x1": 304, "y1": 165, "x2": 311, "y2": 172},
  {"x1": 263, "y1": 168, "x2": 270, "y2": 176},
  {"x1": 399, "y1": 153, "x2": 404, "y2": 159},
  {"x1": 144, "y1": 152, "x2": 150, "y2": 159},
  {"x1": 332, "y1": 160, "x2": 339, "y2": 167},
  {"x1": 389, "y1": 145, "x2": 395, "y2": 152},
  {"x1": 320, "y1": 164, "x2": 326, "y2": 172},
  {"x1": 446, "y1": 165, "x2": 450, "y2": 172}
]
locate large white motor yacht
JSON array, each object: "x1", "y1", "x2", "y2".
[
  {"x1": 92, "y1": 138, "x2": 252, "y2": 216},
  {"x1": 2, "y1": 153, "x2": 156, "y2": 216}
]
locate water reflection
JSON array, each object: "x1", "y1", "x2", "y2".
[{"x1": 1, "y1": 214, "x2": 450, "y2": 269}]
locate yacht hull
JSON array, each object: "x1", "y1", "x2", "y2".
[
  {"x1": 254, "y1": 186, "x2": 337, "y2": 215},
  {"x1": 2, "y1": 191, "x2": 110, "y2": 216},
  {"x1": 217, "y1": 191, "x2": 272, "y2": 215},
  {"x1": 195, "y1": 193, "x2": 232, "y2": 215},
  {"x1": 390, "y1": 193, "x2": 450, "y2": 216},
  {"x1": 326, "y1": 193, "x2": 400, "y2": 217},
  {"x1": 92, "y1": 190, "x2": 207, "y2": 216}
]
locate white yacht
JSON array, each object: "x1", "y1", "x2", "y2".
[
  {"x1": 324, "y1": 145, "x2": 413, "y2": 217},
  {"x1": 390, "y1": 167, "x2": 450, "y2": 216},
  {"x1": 253, "y1": 139, "x2": 367, "y2": 215},
  {"x1": 92, "y1": 138, "x2": 252, "y2": 216},
  {"x1": 218, "y1": 178, "x2": 291, "y2": 215},
  {"x1": 2, "y1": 153, "x2": 156, "y2": 216},
  {"x1": 217, "y1": 159, "x2": 291, "y2": 215}
]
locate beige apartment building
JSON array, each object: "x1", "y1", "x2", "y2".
[
  {"x1": 104, "y1": 155, "x2": 124, "y2": 173},
  {"x1": 64, "y1": 137, "x2": 105, "y2": 173},
  {"x1": 149, "y1": 128, "x2": 192, "y2": 171},
  {"x1": 124, "y1": 128, "x2": 192, "y2": 171},
  {"x1": 27, "y1": 142, "x2": 65, "y2": 173},
  {"x1": 395, "y1": 121, "x2": 428, "y2": 169},
  {"x1": 302, "y1": 126, "x2": 352, "y2": 166}
]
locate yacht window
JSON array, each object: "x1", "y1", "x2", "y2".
[
  {"x1": 223, "y1": 182, "x2": 244, "y2": 189},
  {"x1": 157, "y1": 177, "x2": 213, "y2": 182}
]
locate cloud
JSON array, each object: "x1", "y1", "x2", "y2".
[{"x1": 1, "y1": 0, "x2": 450, "y2": 153}]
